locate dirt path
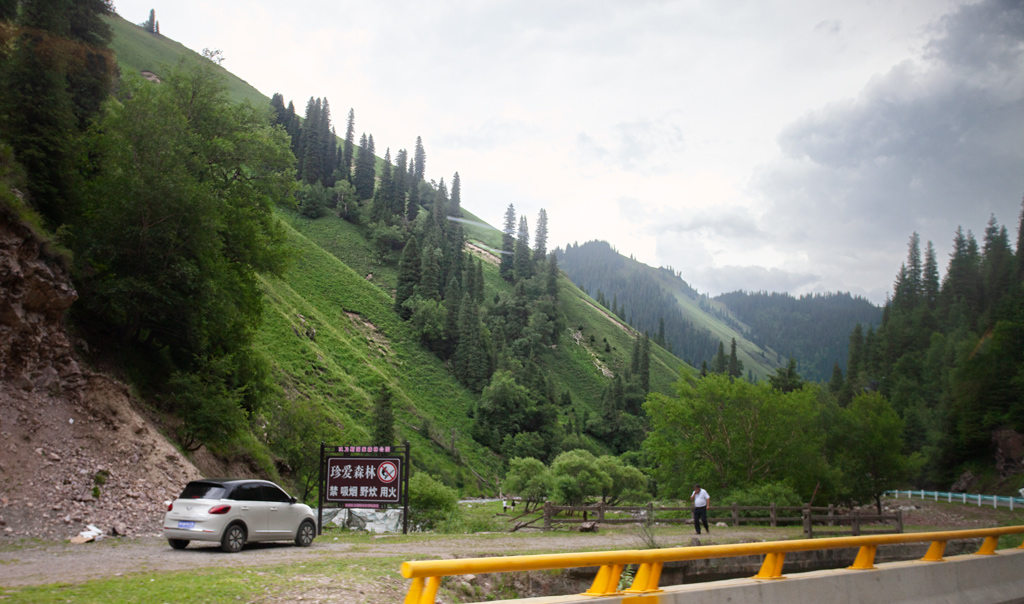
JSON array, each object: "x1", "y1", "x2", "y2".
[{"x1": 1, "y1": 498, "x2": 1019, "y2": 603}]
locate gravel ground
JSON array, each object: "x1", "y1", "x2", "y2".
[{"x1": 1, "y1": 497, "x2": 1019, "y2": 603}]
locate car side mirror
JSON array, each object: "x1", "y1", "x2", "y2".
[{"x1": 289, "y1": 496, "x2": 297, "y2": 504}]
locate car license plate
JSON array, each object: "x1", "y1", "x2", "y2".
[{"x1": 177, "y1": 521, "x2": 195, "y2": 530}]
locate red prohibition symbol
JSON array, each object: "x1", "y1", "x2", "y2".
[{"x1": 378, "y1": 461, "x2": 398, "y2": 483}]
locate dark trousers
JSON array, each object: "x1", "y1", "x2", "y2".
[{"x1": 693, "y1": 506, "x2": 709, "y2": 534}]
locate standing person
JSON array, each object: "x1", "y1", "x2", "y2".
[{"x1": 690, "y1": 484, "x2": 710, "y2": 535}]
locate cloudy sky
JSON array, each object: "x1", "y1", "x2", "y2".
[{"x1": 114, "y1": 0, "x2": 1023, "y2": 304}]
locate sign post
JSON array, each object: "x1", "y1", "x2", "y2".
[{"x1": 318, "y1": 441, "x2": 411, "y2": 534}]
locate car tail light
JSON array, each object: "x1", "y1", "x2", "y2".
[
  {"x1": 209, "y1": 505, "x2": 231, "y2": 515},
  {"x1": 167, "y1": 502, "x2": 174, "y2": 511}
]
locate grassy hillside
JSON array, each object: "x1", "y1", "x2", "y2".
[
  {"x1": 654, "y1": 271, "x2": 782, "y2": 379},
  {"x1": 104, "y1": 15, "x2": 691, "y2": 495},
  {"x1": 107, "y1": 13, "x2": 269, "y2": 107}
]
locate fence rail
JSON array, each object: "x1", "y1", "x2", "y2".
[
  {"x1": 888, "y1": 489, "x2": 1024, "y2": 511},
  {"x1": 401, "y1": 525, "x2": 1024, "y2": 604},
  {"x1": 540, "y1": 502, "x2": 901, "y2": 537}
]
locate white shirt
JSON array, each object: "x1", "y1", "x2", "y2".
[{"x1": 693, "y1": 488, "x2": 710, "y2": 507}]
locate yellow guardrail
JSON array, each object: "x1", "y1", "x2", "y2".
[{"x1": 401, "y1": 525, "x2": 1024, "y2": 604}]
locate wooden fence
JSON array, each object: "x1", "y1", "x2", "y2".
[{"x1": 537, "y1": 502, "x2": 903, "y2": 538}]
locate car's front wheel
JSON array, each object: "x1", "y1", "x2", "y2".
[
  {"x1": 168, "y1": 539, "x2": 189, "y2": 550},
  {"x1": 221, "y1": 524, "x2": 246, "y2": 553},
  {"x1": 295, "y1": 520, "x2": 316, "y2": 547}
]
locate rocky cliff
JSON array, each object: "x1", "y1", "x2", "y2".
[{"x1": 0, "y1": 207, "x2": 203, "y2": 541}]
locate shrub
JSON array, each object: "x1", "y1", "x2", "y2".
[
  {"x1": 720, "y1": 481, "x2": 803, "y2": 519},
  {"x1": 409, "y1": 473, "x2": 460, "y2": 531}
]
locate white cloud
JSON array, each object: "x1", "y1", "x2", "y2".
[{"x1": 113, "y1": 0, "x2": 1019, "y2": 305}]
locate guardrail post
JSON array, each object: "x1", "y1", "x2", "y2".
[
  {"x1": 582, "y1": 564, "x2": 624, "y2": 596},
  {"x1": 624, "y1": 562, "x2": 664, "y2": 594},
  {"x1": 921, "y1": 540, "x2": 947, "y2": 562},
  {"x1": 849, "y1": 545, "x2": 877, "y2": 570},
  {"x1": 770, "y1": 502, "x2": 777, "y2": 527},
  {"x1": 976, "y1": 536, "x2": 999, "y2": 555},
  {"x1": 403, "y1": 576, "x2": 441, "y2": 604},
  {"x1": 754, "y1": 552, "x2": 786, "y2": 580}
]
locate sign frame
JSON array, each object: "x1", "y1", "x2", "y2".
[{"x1": 317, "y1": 441, "x2": 410, "y2": 535}]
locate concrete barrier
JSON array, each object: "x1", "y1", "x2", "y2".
[{"x1": 484, "y1": 548, "x2": 1024, "y2": 604}]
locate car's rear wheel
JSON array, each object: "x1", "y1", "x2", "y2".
[
  {"x1": 168, "y1": 539, "x2": 189, "y2": 550},
  {"x1": 221, "y1": 524, "x2": 246, "y2": 553},
  {"x1": 295, "y1": 520, "x2": 316, "y2": 547}
]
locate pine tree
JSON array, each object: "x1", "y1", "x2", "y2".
[
  {"x1": 499, "y1": 204, "x2": 516, "y2": 280},
  {"x1": 406, "y1": 179, "x2": 420, "y2": 222},
  {"x1": 392, "y1": 149, "x2": 409, "y2": 217},
  {"x1": 370, "y1": 386, "x2": 396, "y2": 445},
  {"x1": 534, "y1": 208, "x2": 548, "y2": 260},
  {"x1": 639, "y1": 333, "x2": 651, "y2": 393},
  {"x1": 143, "y1": 9, "x2": 156, "y2": 33},
  {"x1": 370, "y1": 148, "x2": 393, "y2": 222},
  {"x1": 712, "y1": 341, "x2": 727, "y2": 374},
  {"x1": 923, "y1": 241, "x2": 940, "y2": 309},
  {"x1": 342, "y1": 108, "x2": 355, "y2": 181},
  {"x1": 727, "y1": 338, "x2": 744, "y2": 378},
  {"x1": 417, "y1": 245, "x2": 441, "y2": 301},
  {"x1": 353, "y1": 133, "x2": 376, "y2": 199},
  {"x1": 475, "y1": 258, "x2": 485, "y2": 303},
  {"x1": 453, "y1": 293, "x2": 490, "y2": 391},
  {"x1": 829, "y1": 362, "x2": 845, "y2": 394},
  {"x1": 394, "y1": 237, "x2": 420, "y2": 317},
  {"x1": 514, "y1": 215, "x2": 531, "y2": 281},
  {"x1": 656, "y1": 317, "x2": 666, "y2": 346},
  {"x1": 413, "y1": 136, "x2": 426, "y2": 182},
  {"x1": 450, "y1": 172, "x2": 462, "y2": 217}
]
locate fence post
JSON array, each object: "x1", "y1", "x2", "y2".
[
  {"x1": 978, "y1": 494, "x2": 982, "y2": 507},
  {"x1": 802, "y1": 509, "x2": 812, "y2": 538},
  {"x1": 963, "y1": 493, "x2": 966, "y2": 504},
  {"x1": 948, "y1": 492, "x2": 951, "y2": 503},
  {"x1": 934, "y1": 491, "x2": 938, "y2": 501},
  {"x1": 732, "y1": 503, "x2": 739, "y2": 527},
  {"x1": 828, "y1": 504, "x2": 835, "y2": 527},
  {"x1": 544, "y1": 501, "x2": 551, "y2": 530},
  {"x1": 598, "y1": 502, "x2": 605, "y2": 523},
  {"x1": 770, "y1": 502, "x2": 777, "y2": 528},
  {"x1": 896, "y1": 509, "x2": 904, "y2": 533},
  {"x1": 994, "y1": 496, "x2": 998, "y2": 510},
  {"x1": 852, "y1": 510, "x2": 861, "y2": 536}
]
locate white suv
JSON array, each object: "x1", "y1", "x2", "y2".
[{"x1": 163, "y1": 479, "x2": 317, "y2": 552}]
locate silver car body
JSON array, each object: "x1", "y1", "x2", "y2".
[{"x1": 163, "y1": 479, "x2": 315, "y2": 550}]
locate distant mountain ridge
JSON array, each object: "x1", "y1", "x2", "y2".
[
  {"x1": 557, "y1": 240, "x2": 881, "y2": 381},
  {"x1": 712, "y1": 290, "x2": 882, "y2": 381}
]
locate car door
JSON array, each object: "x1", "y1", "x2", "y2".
[
  {"x1": 230, "y1": 483, "x2": 270, "y2": 540},
  {"x1": 262, "y1": 484, "x2": 301, "y2": 538}
]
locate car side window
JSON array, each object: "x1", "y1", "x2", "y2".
[
  {"x1": 231, "y1": 483, "x2": 263, "y2": 501},
  {"x1": 261, "y1": 484, "x2": 292, "y2": 503}
]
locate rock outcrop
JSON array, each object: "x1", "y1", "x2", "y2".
[{"x1": 1, "y1": 208, "x2": 203, "y2": 541}]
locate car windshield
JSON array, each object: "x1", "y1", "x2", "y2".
[{"x1": 179, "y1": 482, "x2": 227, "y2": 500}]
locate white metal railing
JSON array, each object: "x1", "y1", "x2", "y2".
[{"x1": 888, "y1": 489, "x2": 1024, "y2": 511}]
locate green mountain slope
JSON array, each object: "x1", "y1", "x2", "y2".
[
  {"x1": 557, "y1": 241, "x2": 781, "y2": 380},
  {"x1": 107, "y1": 13, "x2": 269, "y2": 106},
  {"x1": 103, "y1": 16, "x2": 691, "y2": 494}
]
